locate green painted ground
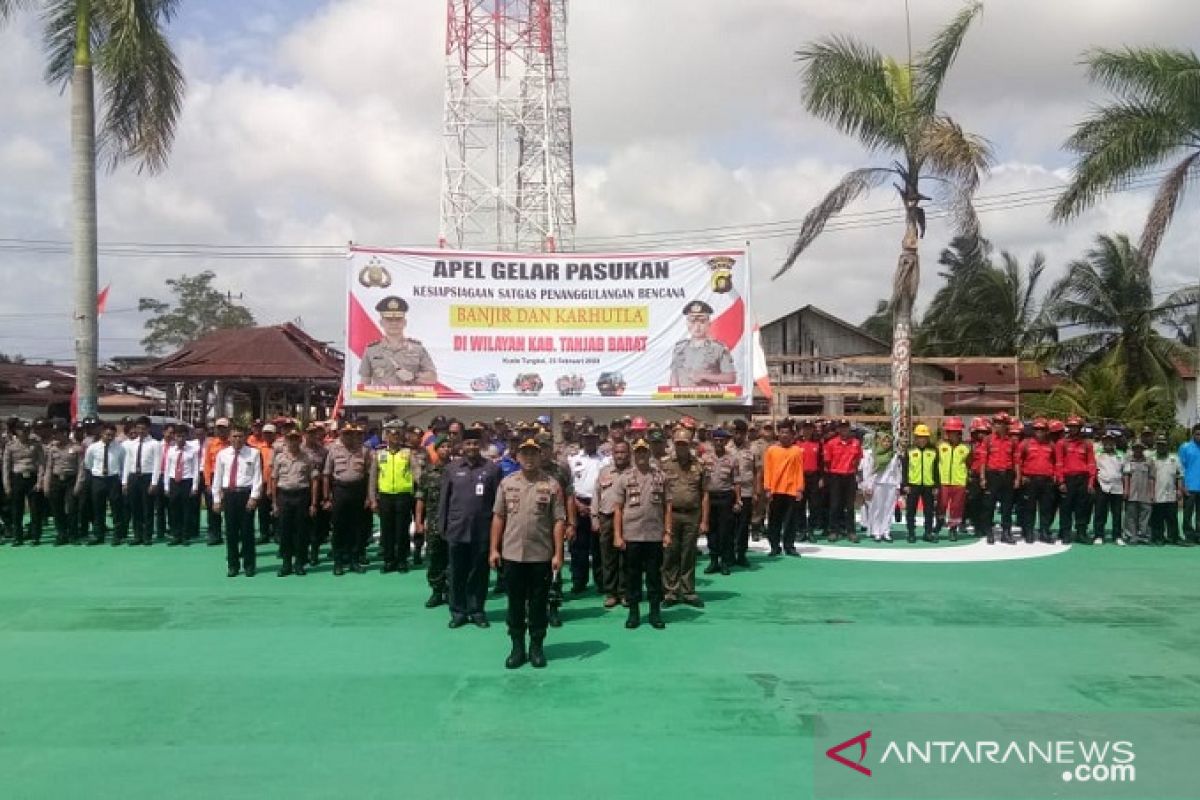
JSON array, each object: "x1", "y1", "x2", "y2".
[{"x1": 1, "y1": 535, "x2": 1197, "y2": 799}]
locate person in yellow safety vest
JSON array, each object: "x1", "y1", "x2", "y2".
[
  {"x1": 936, "y1": 418, "x2": 972, "y2": 541},
  {"x1": 369, "y1": 419, "x2": 419, "y2": 573},
  {"x1": 902, "y1": 424, "x2": 940, "y2": 544}
]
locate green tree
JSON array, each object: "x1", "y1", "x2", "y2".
[
  {"x1": 1049, "y1": 233, "x2": 1197, "y2": 393},
  {"x1": 774, "y1": 1, "x2": 993, "y2": 443},
  {"x1": 1052, "y1": 47, "x2": 1200, "y2": 269},
  {"x1": 1047, "y1": 355, "x2": 1173, "y2": 432},
  {"x1": 139, "y1": 271, "x2": 255, "y2": 355},
  {"x1": 859, "y1": 299, "x2": 895, "y2": 346},
  {"x1": 0, "y1": 1, "x2": 186, "y2": 417}
]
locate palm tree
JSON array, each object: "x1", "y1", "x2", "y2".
[
  {"x1": 859, "y1": 299, "x2": 895, "y2": 346},
  {"x1": 774, "y1": 1, "x2": 993, "y2": 443},
  {"x1": 1049, "y1": 356, "x2": 1169, "y2": 432},
  {"x1": 1049, "y1": 233, "x2": 1197, "y2": 394},
  {"x1": 0, "y1": 1, "x2": 185, "y2": 418},
  {"x1": 1052, "y1": 47, "x2": 1200, "y2": 270}
]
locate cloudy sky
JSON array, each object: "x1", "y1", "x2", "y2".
[{"x1": 1, "y1": 0, "x2": 1198, "y2": 363}]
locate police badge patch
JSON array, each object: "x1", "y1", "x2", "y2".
[{"x1": 358, "y1": 257, "x2": 393, "y2": 289}]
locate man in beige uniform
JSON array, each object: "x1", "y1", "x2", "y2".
[
  {"x1": 660, "y1": 430, "x2": 709, "y2": 608},
  {"x1": 490, "y1": 438, "x2": 566, "y2": 670},
  {"x1": 592, "y1": 440, "x2": 631, "y2": 609},
  {"x1": 613, "y1": 439, "x2": 671, "y2": 629},
  {"x1": 272, "y1": 429, "x2": 319, "y2": 577},
  {"x1": 359, "y1": 296, "x2": 438, "y2": 385},
  {"x1": 702, "y1": 428, "x2": 741, "y2": 576},
  {"x1": 730, "y1": 419, "x2": 760, "y2": 566},
  {"x1": 323, "y1": 423, "x2": 372, "y2": 575}
]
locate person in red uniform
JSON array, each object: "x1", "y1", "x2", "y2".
[
  {"x1": 965, "y1": 417, "x2": 989, "y2": 535},
  {"x1": 822, "y1": 419, "x2": 863, "y2": 543},
  {"x1": 978, "y1": 412, "x2": 1018, "y2": 544},
  {"x1": 794, "y1": 420, "x2": 823, "y2": 542},
  {"x1": 1016, "y1": 419, "x2": 1057, "y2": 543},
  {"x1": 1055, "y1": 415, "x2": 1096, "y2": 543}
]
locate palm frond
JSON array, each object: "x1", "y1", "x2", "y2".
[
  {"x1": 1085, "y1": 46, "x2": 1200, "y2": 111},
  {"x1": 1052, "y1": 102, "x2": 1190, "y2": 220},
  {"x1": 773, "y1": 167, "x2": 894, "y2": 279},
  {"x1": 0, "y1": 0, "x2": 37, "y2": 25},
  {"x1": 797, "y1": 36, "x2": 905, "y2": 153},
  {"x1": 40, "y1": 0, "x2": 87, "y2": 86},
  {"x1": 1138, "y1": 150, "x2": 1200, "y2": 270},
  {"x1": 917, "y1": 115, "x2": 992, "y2": 242},
  {"x1": 914, "y1": 0, "x2": 984, "y2": 114},
  {"x1": 94, "y1": 0, "x2": 185, "y2": 174}
]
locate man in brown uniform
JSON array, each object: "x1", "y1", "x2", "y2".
[
  {"x1": 303, "y1": 422, "x2": 331, "y2": 566},
  {"x1": 3, "y1": 420, "x2": 46, "y2": 544},
  {"x1": 750, "y1": 422, "x2": 774, "y2": 541},
  {"x1": 730, "y1": 420, "x2": 759, "y2": 566},
  {"x1": 660, "y1": 430, "x2": 709, "y2": 608},
  {"x1": 703, "y1": 428, "x2": 741, "y2": 576},
  {"x1": 592, "y1": 440, "x2": 631, "y2": 608},
  {"x1": 490, "y1": 438, "x2": 566, "y2": 669},
  {"x1": 42, "y1": 421, "x2": 83, "y2": 545},
  {"x1": 613, "y1": 439, "x2": 671, "y2": 629},
  {"x1": 272, "y1": 429, "x2": 319, "y2": 576},
  {"x1": 322, "y1": 423, "x2": 372, "y2": 575}
]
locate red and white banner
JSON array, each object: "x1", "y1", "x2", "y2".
[{"x1": 344, "y1": 245, "x2": 753, "y2": 407}]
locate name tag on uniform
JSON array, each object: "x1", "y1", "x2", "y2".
[{"x1": 475, "y1": 483, "x2": 485, "y2": 496}]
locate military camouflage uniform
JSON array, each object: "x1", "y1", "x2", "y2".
[
  {"x1": 416, "y1": 460, "x2": 448, "y2": 595},
  {"x1": 669, "y1": 338, "x2": 735, "y2": 385},
  {"x1": 359, "y1": 338, "x2": 437, "y2": 385}
]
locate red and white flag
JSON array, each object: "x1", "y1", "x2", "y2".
[{"x1": 752, "y1": 323, "x2": 772, "y2": 399}]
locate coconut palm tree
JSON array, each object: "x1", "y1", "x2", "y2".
[
  {"x1": 1052, "y1": 47, "x2": 1200, "y2": 270},
  {"x1": 1049, "y1": 356, "x2": 1169, "y2": 433},
  {"x1": 774, "y1": 1, "x2": 993, "y2": 443},
  {"x1": 859, "y1": 299, "x2": 895, "y2": 346},
  {"x1": 0, "y1": 1, "x2": 185, "y2": 418},
  {"x1": 1049, "y1": 233, "x2": 1197, "y2": 394}
]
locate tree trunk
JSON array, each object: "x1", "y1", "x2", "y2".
[
  {"x1": 891, "y1": 222, "x2": 920, "y2": 447},
  {"x1": 72, "y1": 1, "x2": 99, "y2": 419}
]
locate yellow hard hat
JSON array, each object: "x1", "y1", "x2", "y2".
[{"x1": 913, "y1": 424, "x2": 931, "y2": 437}]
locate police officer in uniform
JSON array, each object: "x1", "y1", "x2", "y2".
[
  {"x1": 415, "y1": 435, "x2": 452, "y2": 608},
  {"x1": 303, "y1": 422, "x2": 331, "y2": 565},
  {"x1": 703, "y1": 428, "x2": 740, "y2": 575},
  {"x1": 613, "y1": 438, "x2": 670, "y2": 629},
  {"x1": 669, "y1": 300, "x2": 737, "y2": 386},
  {"x1": 490, "y1": 438, "x2": 566, "y2": 669},
  {"x1": 42, "y1": 420, "x2": 83, "y2": 545},
  {"x1": 660, "y1": 430, "x2": 709, "y2": 608},
  {"x1": 538, "y1": 432, "x2": 576, "y2": 627},
  {"x1": 369, "y1": 419, "x2": 418, "y2": 573},
  {"x1": 441, "y1": 429, "x2": 502, "y2": 628},
  {"x1": 322, "y1": 423, "x2": 372, "y2": 575},
  {"x1": 592, "y1": 440, "x2": 632, "y2": 608},
  {"x1": 3, "y1": 420, "x2": 46, "y2": 544},
  {"x1": 359, "y1": 296, "x2": 438, "y2": 385},
  {"x1": 272, "y1": 428, "x2": 318, "y2": 576},
  {"x1": 730, "y1": 420, "x2": 759, "y2": 566}
]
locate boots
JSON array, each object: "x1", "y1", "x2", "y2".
[
  {"x1": 648, "y1": 601, "x2": 666, "y2": 629},
  {"x1": 505, "y1": 635, "x2": 527, "y2": 669},
  {"x1": 277, "y1": 558, "x2": 293, "y2": 577},
  {"x1": 625, "y1": 602, "x2": 641, "y2": 629},
  {"x1": 703, "y1": 557, "x2": 720, "y2": 575},
  {"x1": 528, "y1": 636, "x2": 547, "y2": 669}
]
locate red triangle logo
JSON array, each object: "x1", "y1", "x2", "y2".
[{"x1": 826, "y1": 730, "x2": 872, "y2": 777}]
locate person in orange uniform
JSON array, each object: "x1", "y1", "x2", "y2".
[
  {"x1": 1056, "y1": 415, "x2": 1096, "y2": 544},
  {"x1": 978, "y1": 413, "x2": 1018, "y2": 544},
  {"x1": 823, "y1": 420, "x2": 863, "y2": 543},
  {"x1": 252, "y1": 423, "x2": 277, "y2": 544},
  {"x1": 762, "y1": 420, "x2": 805, "y2": 557},
  {"x1": 202, "y1": 418, "x2": 231, "y2": 546},
  {"x1": 1016, "y1": 419, "x2": 1057, "y2": 543}
]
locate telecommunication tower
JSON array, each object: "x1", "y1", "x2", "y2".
[{"x1": 439, "y1": 0, "x2": 577, "y2": 252}]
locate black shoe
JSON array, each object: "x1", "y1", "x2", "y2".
[
  {"x1": 923, "y1": 533, "x2": 935, "y2": 543},
  {"x1": 294, "y1": 563, "x2": 307, "y2": 576},
  {"x1": 244, "y1": 568, "x2": 256, "y2": 577},
  {"x1": 735, "y1": 556, "x2": 751, "y2": 568},
  {"x1": 53, "y1": 538, "x2": 67, "y2": 547},
  {"x1": 277, "y1": 564, "x2": 293, "y2": 577},
  {"x1": 907, "y1": 533, "x2": 916, "y2": 543},
  {"x1": 351, "y1": 563, "x2": 366, "y2": 574},
  {"x1": 986, "y1": 533, "x2": 995, "y2": 544},
  {"x1": 950, "y1": 529, "x2": 959, "y2": 542},
  {"x1": 528, "y1": 638, "x2": 547, "y2": 669},
  {"x1": 413, "y1": 554, "x2": 423, "y2": 567},
  {"x1": 505, "y1": 637, "x2": 527, "y2": 669},
  {"x1": 703, "y1": 561, "x2": 720, "y2": 574},
  {"x1": 662, "y1": 596, "x2": 679, "y2": 608},
  {"x1": 784, "y1": 548, "x2": 800, "y2": 557},
  {"x1": 448, "y1": 614, "x2": 468, "y2": 629},
  {"x1": 827, "y1": 534, "x2": 839, "y2": 543},
  {"x1": 425, "y1": 591, "x2": 446, "y2": 609},
  {"x1": 227, "y1": 567, "x2": 239, "y2": 578},
  {"x1": 398, "y1": 562, "x2": 410, "y2": 573},
  {"x1": 1001, "y1": 533, "x2": 1015, "y2": 545},
  {"x1": 548, "y1": 607, "x2": 562, "y2": 628},
  {"x1": 570, "y1": 583, "x2": 587, "y2": 595},
  {"x1": 768, "y1": 549, "x2": 781, "y2": 558},
  {"x1": 848, "y1": 533, "x2": 859, "y2": 544},
  {"x1": 682, "y1": 595, "x2": 705, "y2": 608},
  {"x1": 648, "y1": 603, "x2": 666, "y2": 629},
  {"x1": 309, "y1": 549, "x2": 320, "y2": 566},
  {"x1": 720, "y1": 563, "x2": 731, "y2": 576},
  {"x1": 471, "y1": 613, "x2": 490, "y2": 629},
  {"x1": 333, "y1": 564, "x2": 346, "y2": 577},
  {"x1": 168, "y1": 538, "x2": 181, "y2": 546},
  {"x1": 88, "y1": 537, "x2": 103, "y2": 546},
  {"x1": 111, "y1": 539, "x2": 123, "y2": 547},
  {"x1": 206, "y1": 538, "x2": 221, "y2": 546},
  {"x1": 625, "y1": 605, "x2": 641, "y2": 629}
]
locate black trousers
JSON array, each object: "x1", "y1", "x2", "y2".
[
  {"x1": 707, "y1": 491, "x2": 735, "y2": 563},
  {"x1": 447, "y1": 538, "x2": 489, "y2": 617},
  {"x1": 826, "y1": 473, "x2": 857, "y2": 536},
  {"x1": 733, "y1": 500, "x2": 750, "y2": 559},
  {"x1": 597, "y1": 513, "x2": 625, "y2": 598},
  {"x1": 153, "y1": 484, "x2": 168, "y2": 536},
  {"x1": 1059, "y1": 474, "x2": 1092, "y2": 540},
  {"x1": 256, "y1": 495, "x2": 274, "y2": 542},
  {"x1": 569, "y1": 501, "x2": 596, "y2": 588},
  {"x1": 167, "y1": 480, "x2": 199, "y2": 542},
  {"x1": 1150, "y1": 502, "x2": 1181, "y2": 543},
  {"x1": 984, "y1": 469, "x2": 1015, "y2": 533},
  {"x1": 222, "y1": 489, "x2": 256, "y2": 571},
  {"x1": 1022, "y1": 475, "x2": 1057, "y2": 537},
  {"x1": 426, "y1": 530, "x2": 449, "y2": 593},
  {"x1": 796, "y1": 471, "x2": 824, "y2": 533},
  {"x1": 1182, "y1": 492, "x2": 1199, "y2": 535},
  {"x1": 47, "y1": 476, "x2": 78, "y2": 542},
  {"x1": 7, "y1": 473, "x2": 42, "y2": 540},
  {"x1": 504, "y1": 559, "x2": 551, "y2": 638},
  {"x1": 276, "y1": 489, "x2": 312, "y2": 563},
  {"x1": 624, "y1": 540, "x2": 664, "y2": 605},
  {"x1": 377, "y1": 492, "x2": 414, "y2": 566},
  {"x1": 202, "y1": 474, "x2": 222, "y2": 539},
  {"x1": 126, "y1": 473, "x2": 154, "y2": 542},
  {"x1": 310, "y1": 505, "x2": 331, "y2": 552},
  {"x1": 331, "y1": 481, "x2": 367, "y2": 565},
  {"x1": 90, "y1": 475, "x2": 125, "y2": 540},
  {"x1": 905, "y1": 486, "x2": 936, "y2": 534},
  {"x1": 766, "y1": 493, "x2": 795, "y2": 551},
  {"x1": 1092, "y1": 491, "x2": 1123, "y2": 540}
]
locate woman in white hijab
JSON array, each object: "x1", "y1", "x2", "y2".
[{"x1": 863, "y1": 431, "x2": 901, "y2": 542}]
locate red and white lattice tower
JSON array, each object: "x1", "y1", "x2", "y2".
[{"x1": 439, "y1": 0, "x2": 577, "y2": 252}]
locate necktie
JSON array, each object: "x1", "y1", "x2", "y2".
[
  {"x1": 136, "y1": 439, "x2": 144, "y2": 475},
  {"x1": 102, "y1": 442, "x2": 109, "y2": 476},
  {"x1": 228, "y1": 449, "x2": 239, "y2": 490},
  {"x1": 174, "y1": 447, "x2": 184, "y2": 482}
]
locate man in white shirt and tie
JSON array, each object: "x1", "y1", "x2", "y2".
[
  {"x1": 122, "y1": 416, "x2": 162, "y2": 546},
  {"x1": 163, "y1": 424, "x2": 202, "y2": 546},
  {"x1": 76, "y1": 423, "x2": 127, "y2": 545},
  {"x1": 213, "y1": 424, "x2": 264, "y2": 577}
]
